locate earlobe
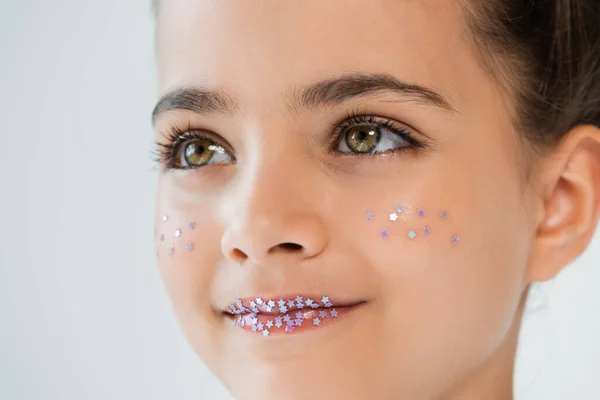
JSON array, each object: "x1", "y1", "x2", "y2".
[{"x1": 526, "y1": 124, "x2": 600, "y2": 283}]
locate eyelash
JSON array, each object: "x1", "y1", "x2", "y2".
[{"x1": 152, "y1": 113, "x2": 427, "y2": 170}]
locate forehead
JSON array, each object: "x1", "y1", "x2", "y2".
[{"x1": 155, "y1": 0, "x2": 475, "y2": 114}]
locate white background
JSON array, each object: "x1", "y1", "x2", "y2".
[{"x1": 0, "y1": 1, "x2": 598, "y2": 399}]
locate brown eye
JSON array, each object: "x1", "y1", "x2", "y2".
[
  {"x1": 345, "y1": 124, "x2": 381, "y2": 153},
  {"x1": 175, "y1": 138, "x2": 232, "y2": 168}
]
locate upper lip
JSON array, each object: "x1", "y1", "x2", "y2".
[{"x1": 224, "y1": 295, "x2": 362, "y2": 316}]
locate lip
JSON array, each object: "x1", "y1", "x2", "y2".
[{"x1": 223, "y1": 295, "x2": 365, "y2": 336}]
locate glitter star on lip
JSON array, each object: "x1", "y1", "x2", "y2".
[
  {"x1": 313, "y1": 318, "x2": 321, "y2": 326},
  {"x1": 389, "y1": 212, "x2": 399, "y2": 222},
  {"x1": 305, "y1": 299, "x2": 314, "y2": 307},
  {"x1": 330, "y1": 309, "x2": 338, "y2": 317},
  {"x1": 263, "y1": 330, "x2": 270, "y2": 337}
]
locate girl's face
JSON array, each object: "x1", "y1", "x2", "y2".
[{"x1": 153, "y1": 1, "x2": 541, "y2": 398}]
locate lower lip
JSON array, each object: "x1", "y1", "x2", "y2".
[{"x1": 226, "y1": 305, "x2": 361, "y2": 336}]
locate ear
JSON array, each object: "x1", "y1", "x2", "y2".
[{"x1": 526, "y1": 123, "x2": 600, "y2": 283}]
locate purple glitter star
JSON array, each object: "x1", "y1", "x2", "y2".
[
  {"x1": 295, "y1": 318, "x2": 303, "y2": 326},
  {"x1": 275, "y1": 316, "x2": 283, "y2": 324},
  {"x1": 188, "y1": 222, "x2": 196, "y2": 229},
  {"x1": 159, "y1": 233, "x2": 164, "y2": 242},
  {"x1": 285, "y1": 325, "x2": 294, "y2": 333},
  {"x1": 365, "y1": 211, "x2": 374, "y2": 220},
  {"x1": 185, "y1": 242, "x2": 193, "y2": 252},
  {"x1": 380, "y1": 229, "x2": 390, "y2": 238},
  {"x1": 418, "y1": 209, "x2": 426, "y2": 217},
  {"x1": 452, "y1": 235, "x2": 460, "y2": 245},
  {"x1": 396, "y1": 205, "x2": 404, "y2": 213},
  {"x1": 441, "y1": 210, "x2": 448, "y2": 220},
  {"x1": 423, "y1": 226, "x2": 431, "y2": 236},
  {"x1": 283, "y1": 315, "x2": 292, "y2": 324}
]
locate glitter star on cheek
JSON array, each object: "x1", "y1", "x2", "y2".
[
  {"x1": 408, "y1": 230, "x2": 417, "y2": 239},
  {"x1": 188, "y1": 222, "x2": 196, "y2": 229},
  {"x1": 167, "y1": 247, "x2": 175, "y2": 256},
  {"x1": 174, "y1": 229, "x2": 182, "y2": 238},
  {"x1": 380, "y1": 229, "x2": 390, "y2": 239},
  {"x1": 423, "y1": 226, "x2": 431, "y2": 236},
  {"x1": 389, "y1": 212, "x2": 399, "y2": 222},
  {"x1": 365, "y1": 211, "x2": 374, "y2": 220},
  {"x1": 184, "y1": 243, "x2": 193, "y2": 252}
]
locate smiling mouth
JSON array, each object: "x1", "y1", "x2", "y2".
[{"x1": 223, "y1": 296, "x2": 365, "y2": 336}]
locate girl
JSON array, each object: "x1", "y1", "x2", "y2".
[{"x1": 151, "y1": 1, "x2": 600, "y2": 399}]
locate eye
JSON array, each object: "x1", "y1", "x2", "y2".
[
  {"x1": 176, "y1": 138, "x2": 233, "y2": 168},
  {"x1": 153, "y1": 126, "x2": 235, "y2": 170},
  {"x1": 334, "y1": 114, "x2": 419, "y2": 155}
]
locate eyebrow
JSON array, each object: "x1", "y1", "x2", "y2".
[{"x1": 151, "y1": 73, "x2": 457, "y2": 125}]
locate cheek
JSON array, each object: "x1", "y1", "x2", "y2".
[{"x1": 154, "y1": 197, "x2": 221, "y2": 316}]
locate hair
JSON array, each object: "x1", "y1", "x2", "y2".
[
  {"x1": 152, "y1": 0, "x2": 600, "y2": 153},
  {"x1": 461, "y1": 0, "x2": 599, "y2": 153}
]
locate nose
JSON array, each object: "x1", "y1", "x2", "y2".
[{"x1": 220, "y1": 160, "x2": 328, "y2": 267}]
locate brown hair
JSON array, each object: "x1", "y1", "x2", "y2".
[{"x1": 461, "y1": 0, "x2": 600, "y2": 152}]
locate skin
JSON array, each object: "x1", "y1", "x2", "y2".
[{"x1": 152, "y1": 1, "x2": 600, "y2": 399}]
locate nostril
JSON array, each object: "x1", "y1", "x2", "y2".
[
  {"x1": 231, "y1": 248, "x2": 247, "y2": 262},
  {"x1": 278, "y1": 242, "x2": 303, "y2": 251}
]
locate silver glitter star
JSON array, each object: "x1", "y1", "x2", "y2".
[
  {"x1": 267, "y1": 300, "x2": 275, "y2": 308},
  {"x1": 313, "y1": 318, "x2": 321, "y2": 326},
  {"x1": 185, "y1": 242, "x2": 193, "y2": 252},
  {"x1": 310, "y1": 303, "x2": 319, "y2": 309},
  {"x1": 236, "y1": 299, "x2": 244, "y2": 307},
  {"x1": 174, "y1": 229, "x2": 182, "y2": 238},
  {"x1": 275, "y1": 316, "x2": 283, "y2": 324},
  {"x1": 167, "y1": 247, "x2": 175, "y2": 255},
  {"x1": 389, "y1": 212, "x2": 399, "y2": 222},
  {"x1": 295, "y1": 312, "x2": 304, "y2": 319},
  {"x1": 266, "y1": 320, "x2": 273, "y2": 329},
  {"x1": 305, "y1": 299, "x2": 314, "y2": 307},
  {"x1": 452, "y1": 235, "x2": 460, "y2": 245},
  {"x1": 321, "y1": 296, "x2": 330, "y2": 304},
  {"x1": 330, "y1": 309, "x2": 338, "y2": 317},
  {"x1": 263, "y1": 330, "x2": 270, "y2": 337},
  {"x1": 296, "y1": 302, "x2": 305, "y2": 309},
  {"x1": 162, "y1": 214, "x2": 168, "y2": 222},
  {"x1": 295, "y1": 296, "x2": 303, "y2": 303},
  {"x1": 233, "y1": 318, "x2": 238, "y2": 327},
  {"x1": 275, "y1": 321, "x2": 283, "y2": 328},
  {"x1": 239, "y1": 318, "x2": 246, "y2": 327},
  {"x1": 249, "y1": 300, "x2": 256, "y2": 308},
  {"x1": 319, "y1": 311, "x2": 327, "y2": 318},
  {"x1": 365, "y1": 211, "x2": 374, "y2": 220},
  {"x1": 295, "y1": 318, "x2": 303, "y2": 326},
  {"x1": 278, "y1": 299, "x2": 286, "y2": 307},
  {"x1": 283, "y1": 315, "x2": 292, "y2": 323},
  {"x1": 279, "y1": 306, "x2": 288, "y2": 313},
  {"x1": 256, "y1": 297, "x2": 263, "y2": 305},
  {"x1": 251, "y1": 324, "x2": 258, "y2": 332},
  {"x1": 287, "y1": 300, "x2": 295, "y2": 308},
  {"x1": 257, "y1": 322, "x2": 264, "y2": 331},
  {"x1": 265, "y1": 306, "x2": 272, "y2": 312},
  {"x1": 396, "y1": 205, "x2": 404, "y2": 213}
]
